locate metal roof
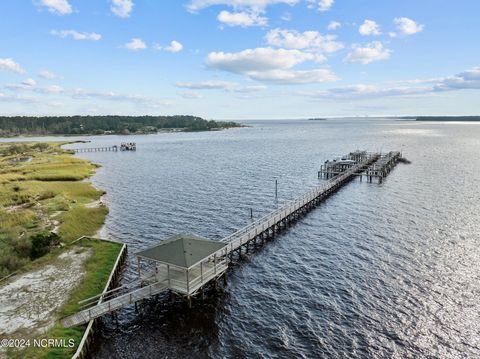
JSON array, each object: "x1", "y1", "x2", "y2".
[{"x1": 136, "y1": 234, "x2": 226, "y2": 269}]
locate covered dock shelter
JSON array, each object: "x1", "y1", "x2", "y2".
[{"x1": 136, "y1": 234, "x2": 228, "y2": 300}]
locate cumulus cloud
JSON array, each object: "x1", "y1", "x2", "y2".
[
  {"x1": 38, "y1": 69, "x2": 57, "y2": 79},
  {"x1": 298, "y1": 66, "x2": 480, "y2": 100},
  {"x1": 307, "y1": 0, "x2": 334, "y2": 12},
  {"x1": 124, "y1": 38, "x2": 147, "y2": 50},
  {"x1": 51, "y1": 30, "x2": 102, "y2": 41},
  {"x1": 327, "y1": 21, "x2": 341, "y2": 30},
  {"x1": 34, "y1": 0, "x2": 72, "y2": 15},
  {"x1": 394, "y1": 17, "x2": 424, "y2": 35},
  {"x1": 186, "y1": 0, "x2": 298, "y2": 13},
  {"x1": 359, "y1": 20, "x2": 381, "y2": 36},
  {"x1": 111, "y1": 0, "x2": 134, "y2": 18},
  {"x1": 265, "y1": 28, "x2": 343, "y2": 53},
  {"x1": 206, "y1": 47, "x2": 337, "y2": 84},
  {"x1": 0, "y1": 58, "x2": 26, "y2": 74},
  {"x1": 154, "y1": 40, "x2": 184, "y2": 52},
  {"x1": 206, "y1": 47, "x2": 314, "y2": 73},
  {"x1": 218, "y1": 10, "x2": 267, "y2": 27},
  {"x1": 344, "y1": 42, "x2": 391, "y2": 65},
  {"x1": 165, "y1": 40, "x2": 184, "y2": 53}
]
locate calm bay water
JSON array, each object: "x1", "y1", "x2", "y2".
[{"x1": 24, "y1": 119, "x2": 480, "y2": 358}]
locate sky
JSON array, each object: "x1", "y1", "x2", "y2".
[{"x1": 0, "y1": 0, "x2": 479, "y2": 119}]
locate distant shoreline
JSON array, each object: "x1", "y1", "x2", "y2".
[
  {"x1": 413, "y1": 116, "x2": 480, "y2": 122},
  {"x1": 0, "y1": 115, "x2": 244, "y2": 138}
]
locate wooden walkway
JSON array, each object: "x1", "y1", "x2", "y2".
[
  {"x1": 61, "y1": 281, "x2": 167, "y2": 328},
  {"x1": 61, "y1": 151, "x2": 402, "y2": 328},
  {"x1": 73, "y1": 146, "x2": 118, "y2": 153}
]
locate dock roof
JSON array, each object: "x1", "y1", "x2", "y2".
[{"x1": 136, "y1": 234, "x2": 226, "y2": 269}]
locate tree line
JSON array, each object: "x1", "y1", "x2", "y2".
[{"x1": 0, "y1": 115, "x2": 241, "y2": 136}]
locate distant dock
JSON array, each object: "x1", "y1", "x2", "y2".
[
  {"x1": 61, "y1": 149, "x2": 403, "y2": 328},
  {"x1": 72, "y1": 142, "x2": 136, "y2": 153}
]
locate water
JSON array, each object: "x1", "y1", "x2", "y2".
[{"x1": 25, "y1": 119, "x2": 480, "y2": 358}]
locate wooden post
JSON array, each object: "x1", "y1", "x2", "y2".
[
  {"x1": 200, "y1": 261, "x2": 204, "y2": 284},
  {"x1": 186, "y1": 269, "x2": 190, "y2": 293},
  {"x1": 137, "y1": 257, "x2": 141, "y2": 279},
  {"x1": 167, "y1": 264, "x2": 171, "y2": 287},
  {"x1": 250, "y1": 208, "x2": 253, "y2": 219},
  {"x1": 275, "y1": 179, "x2": 278, "y2": 199}
]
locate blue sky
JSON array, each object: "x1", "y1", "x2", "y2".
[{"x1": 0, "y1": 0, "x2": 479, "y2": 119}]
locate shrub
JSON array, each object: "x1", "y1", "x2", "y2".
[{"x1": 30, "y1": 232, "x2": 59, "y2": 259}]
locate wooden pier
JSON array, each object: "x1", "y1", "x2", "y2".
[
  {"x1": 73, "y1": 146, "x2": 118, "y2": 153},
  {"x1": 72, "y1": 143, "x2": 137, "y2": 153},
  {"x1": 61, "y1": 150, "x2": 403, "y2": 328}
]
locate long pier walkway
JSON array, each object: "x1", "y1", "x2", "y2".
[{"x1": 61, "y1": 150, "x2": 401, "y2": 328}]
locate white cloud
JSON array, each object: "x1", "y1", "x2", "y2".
[
  {"x1": 206, "y1": 47, "x2": 314, "y2": 73},
  {"x1": 35, "y1": 0, "x2": 72, "y2": 15},
  {"x1": 298, "y1": 66, "x2": 480, "y2": 100},
  {"x1": 359, "y1": 20, "x2": 381, "y2": 36},
  {"x1": 0, "y1": 58, "x2": 26, "y2": 74},
  {"x1": 265, "y1": 28, "x2": 343, "y2": 53},
  {"x1": 344, "y1": 42, "x2": 391, "y2": 65},
  {"x1": 110, "y1": 0, "x2": 134, "y2": 18},
  {"x1": 22, "y1": 78, "x2": 37, "y2": 87},
  {"x1": 71, "y1": 88, "x2": 171, "y2": 107},
  {"x1": 233, "y1": 85, "x2": 267, "y2": 92},
  {"x1": 218, "y1": 10, "x2": 267, "y2": 27},
  {"x1": 164, "y1": 40, "x2": 184, "y2": 53},
  {"x1": 186, "y1": 0, "x2": 298, "y2": 13},
  {"x1": 206, "y1": 47, "x2": 337, "y2": 84},
  {"x1": 248, "y1": 68, "x2": 337, "y2": 84},
  {"x1": 178, "y1": 91, "x2": 203, "y2": 99},
  {"x1": 155, "y1": 41, "x2": 184, "y2": 53},
  {"x1": 176, "y1": 80, "x2": 268, "y2": 92},
  {"x1": 124, "y1": 38, "x2": 147, "y2": 50},
  {"x1": 39, "y1": 85, "x2": 64, "y2": 94},
  {"x1": 38, "y1": 69, "x2": 57, "y2": 79},
  {"x1": 51, "y1": 30, "x2": 102, "y2": 41},
  {"x1": 327, "y1": 21, "x2": 341, "y2": 30},
  {"x1": 394, "y1": 17, "x2": 424, "y2": 35},
  {"x1": 176, "y1": 80, "x2": 239, "y2": 90},
  {"x1": 307, "y1": 0, "x2": 334, "y2": 12}
]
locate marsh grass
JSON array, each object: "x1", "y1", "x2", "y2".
[
  {"x1": 0, "y1": 142, "x2": 107, "y2": 277},
  {"x1": 1, "y1": 142, "x2": 122, "y2": 359}
]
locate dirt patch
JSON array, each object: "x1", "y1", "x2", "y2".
[{"x1": 0, "y1": 248, "x2": 92, "y2": 338}]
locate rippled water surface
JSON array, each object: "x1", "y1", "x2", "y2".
[{"x1": 62, "y1": 119, "x2": 480, "y2": 358}]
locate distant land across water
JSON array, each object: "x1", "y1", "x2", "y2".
[
  {"x1": 403, "y1": 116, "x2": 480, "y2": 121},
  {"x1": 0, "y1": 115, "x2": 242, "y2": 137}
]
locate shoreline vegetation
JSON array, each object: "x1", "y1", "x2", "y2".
[
  {"x1": 0, "y1": 142, "x2": 122, "y2": 358},
  {"x1": 0, "y1": 115, "x2": 243, "y2": 137}
]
